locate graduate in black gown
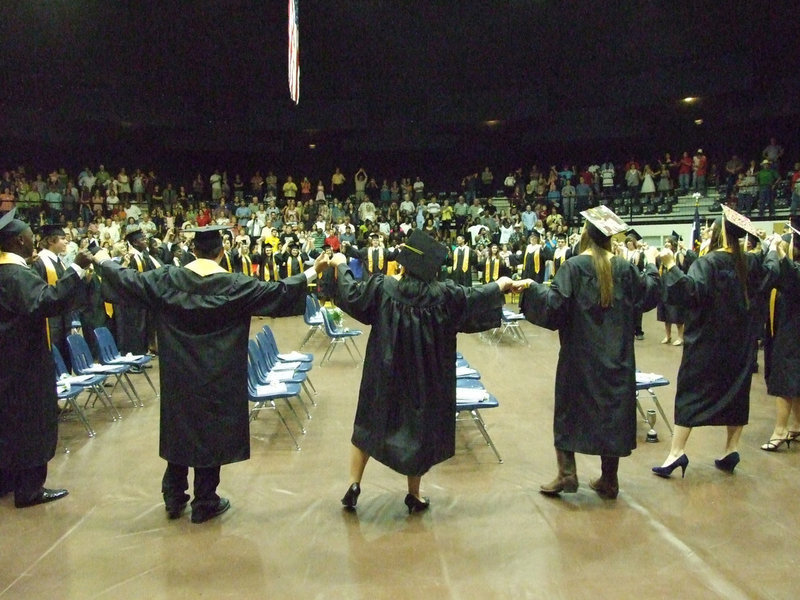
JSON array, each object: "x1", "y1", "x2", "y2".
[
  {"x1": 0, "y1": 209, "x2": 92, "y2": 508},
  {"x1": 518, "y1": 231, "x2": 552, "y2": 284},
  {"x1": 334, "y1": 230, "x2": 513, "y2": 513},
  {"x1": 31, "y1": 224, "x2": 73, "y2": 369},
  {"x1": 653, "y1": 206, "x2": 781, "y2": 478},
  {"x1": 114, "y1": 227, "x2": 158, "y2": 355},
  {"x1": 761, "y1": 224, "x2": 800, "y2": 451},
  {"x1": 344, "y1": 233, "x2": 399, "y2": 280},
  {"x1": 518, "y1": 206, "x2": 661, "y2": 499},
  {"x1": 93, "y1": 225, "x2": 328, "y2": 523},
  {"x1": 448, "y1": 234, "x2": 475, "y2": 287}
]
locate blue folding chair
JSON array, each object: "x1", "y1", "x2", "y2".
[
  {"x1": 319, "y1": 307, "x2": 363, "y2": 366},
  {"x1": 94, "y1": 327, "x2": 158, "y2": 397},
  {"x1": 248, "y1": 340, "x2": 310, "y2": 423},
  {"x1": 253, "y1": 334, "x2": 315, "y2": 416},
  {"x1": 257, "y1": 328, "x2": 317, "y2": 399},
  {"x1": 53, "y1": 345, "x2": 120, "y2": 424},
  {"x1": 67, "y1": 333, "x2": 142, "y2": 409},
  {"x1": 247, "y1": 342, "x2": 306, "y2": 444},
  {"x1": 300, "y1": 296, "x2": 324, "y2": 349},
  {"x1": 456, "y1": 378, "x2": 502, "y2": 463}
]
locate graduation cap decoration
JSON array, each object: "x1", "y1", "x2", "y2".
[
  {"x1": 720, "y1": 204, "x2": 759, "y2": 239},
  {"x1": 580, "y1": 205, "x2": 628, "y2": 238},
  {"x1": 396, "y1": 230, "x2": 448, "y2": 282},
  {"x1": 0, "y1": 208, "x2": 29, "y2": 241}
]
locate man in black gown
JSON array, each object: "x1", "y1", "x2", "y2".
[
  {"x1": 92, "y1": 225, "x2": 328, "y2": 523},
  {"x1": 0, "y1": 209, "x2": 92, "y2": 508}
]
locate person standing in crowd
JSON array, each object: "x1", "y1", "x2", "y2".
[
  {"x1": 0, "y1": 209, "x2": 93, "y2": 508},
  {"x1": 448, "y1": 234, "x2": 475, "y2": 287},
  {"x1": 344, "y1": 233, "x2": 398, "y2": 280},
  {"x1": 517, "y1": 206, "x2": 660, "y2": 500},
  {"x1": 31, "y1": 224, "x2": 74, "y2": 369},
  {"x1": 92, "y1": 225, "x2": 329, "y2": 523},
  {"x1": 334, "y1": 231, "x2": 513, "y2": 513},
  {"x1": 761, "y1": 222, "x2": 800, "y2": 451},
  {"x1": 653, "y1": 207, "x2": 780, "y2": 478}
]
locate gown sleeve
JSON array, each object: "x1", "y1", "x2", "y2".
[
  {"x1": 334, "y1": 264, "x2": 380, "y2": 325},
  {"x1": 663, "y1": 260, "x2": 711, "y2": 309},
  {"x1": 2, "y1": 266, "x2": 86, "y2": 318},
  {"x1": 519, "y1": 260, "x2": 573, "y2": 331},
  {"x1": 452, "y1": 281, "x2": 504, "y2": 333}
]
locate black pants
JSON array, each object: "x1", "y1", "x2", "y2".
[
  {"x1": 161, "y1": 462, "x2": 220, "y2": 510},
  {"x1": 0, "y1": 464, "x2": 47, "y2": 504}
]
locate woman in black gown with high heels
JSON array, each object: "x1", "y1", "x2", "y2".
[{"x1": 653, "y1": 208, "x2": 781, "y2": 478}]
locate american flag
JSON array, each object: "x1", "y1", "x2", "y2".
[{"x1": 288, "y1": 0, "x2": 300, "y2": 104}]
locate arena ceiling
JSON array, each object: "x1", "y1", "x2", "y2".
[{"x1": 1, "y1": 0, "x2": 798, "y2": 164}]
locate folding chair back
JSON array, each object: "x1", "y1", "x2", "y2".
[
  {"x1": 67, "y1": 333, "x2": 96, "y2": 375},
  {"x1": 52, "y1": 344, "x2": 70, "y2": 377},
  {"x1": 94, "y1": 326, "x2": 120, "y2": 364}
]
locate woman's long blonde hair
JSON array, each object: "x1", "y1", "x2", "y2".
[{"x1": 580, "y1": 224, "x2": 614, "y2": 308}]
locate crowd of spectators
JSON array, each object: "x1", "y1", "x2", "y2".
[{"x1": 0, "y1": 140, "x2": 797, "y2": 265}]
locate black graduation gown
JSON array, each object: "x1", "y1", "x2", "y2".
[
  {"x1": 276, "y1": 251, "x2": 308, "y2": 279},
  {"x1": 552, "y1": 247, "x2": 573, "y2": 275},
  {"x1": 115, "y1": 252, "x2": 153, "y2": 354},
  {"x1": 0, "y1": 256, "x2": 87, "y2": 469},
  {"x1": 520, "y1": 245, "x2": 552, "y2": 284},
  {"x1": 666, "y1": 250, "x2": 779, "y2": 427},
  {"x1": 764, "y1": 254, "x2": 800, "y2": 397},
  {"x1": 97, "y1": 260, "x2": 308, "y2": 468},
  {"x1": 520, "y1": 255, "x2": 661, "y2": 456},
  {"x1": 346, "y1": 246, "x2": 399, "y2": 279},
  {"x1": 335, "y1": 265, "x2": 505, "y2": 476},
  {"x1": 656, "y1": 254, "x2": 688, "y2": 325},
  {"x1": 31, "y1": 253, "x2": 71, "y2": 366},
  {"x1": 448, "y1": 246, "x2": 474, "y2": 287}
]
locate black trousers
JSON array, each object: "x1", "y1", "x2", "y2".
[
  {"x1": 161, "y1": 462, "x2": 220, "y2": 510},
  {"x1": 0, "y1": 464, "x2": 48, "y2": 504}
]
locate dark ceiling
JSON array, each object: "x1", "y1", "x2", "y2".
[{"x1": 1, "y1": 0, "x2": 798, "y2": 172}]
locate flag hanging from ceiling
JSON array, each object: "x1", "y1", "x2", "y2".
[{"x1": 288, "y1": 0, "x2": 300, "y2": 104}]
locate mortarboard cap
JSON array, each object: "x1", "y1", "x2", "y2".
[
  {"x1": 0, "y1": 208, "x2": 29, "y2": 241},
  {"x1": 40, "y1": 224, "x2": 66, "y2": 238},
  {"x1": 626, "y1": 229, "x2": 642, "y2": 241},
  {"x1": 671, "y1": 230, "x2": 682, "y2": 242},
  {"x1": 721, "y1": 204, "x2": 759, "y2": 238},
  {"x1": 396, "y1": 230, "x2": 448, "y2": 282},
  {"x1": 581, "y1": 205, "x2": 629, "y2": 238},
  {"x1": 184, "y1": 224, "x2": 233, "y2": 254},
  {"x1": 125, "y1": 226, "x2": 145, "y2": 242}
]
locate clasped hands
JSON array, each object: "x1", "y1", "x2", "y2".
[{"x1": 495, "y1": 276, "x2": 533, "y2": 293}]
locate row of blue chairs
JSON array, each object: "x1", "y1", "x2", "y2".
[
  {"x1": 247, "y1": 325, "x2": 317, "y2": 450},
  {"x1": 53, "y1": 328, "x2": 157, "y2": 438}
]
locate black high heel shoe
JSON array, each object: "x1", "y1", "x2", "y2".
[
  {"x1": 652, "y1": 454, "x2": 689, "y2": 478},
  {"x1": 761, "y1": 437, "x2": 792, "y2": 452},
  {"x1": 714, "y1": 451, "x2": 740, "y2": 473},
  {"x1": 404, "y1": 494, "x2": 430, "y2": 514},
  {"x1": 341, "y1": 483, "x2": 360, "y2": 509}
]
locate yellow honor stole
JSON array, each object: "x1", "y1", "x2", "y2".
[
  {"x1": 453, "y1": 247, "x2": 469, "y2": 272},
  {"x1": 368, "y1": 248, "x2": 384, "y2": 273},
  {"x1": 242, "y1": 256, "x2": 252, "y2": 276},
  {"x1": 523, "y1": 247, "x2": 540, "y2": 274},
  {"x1": 484, "y1": 258, "x2": 499, "y2": 282},
  {"x1": 41, "y1": 256, "x2": 59, "y2": 348}
]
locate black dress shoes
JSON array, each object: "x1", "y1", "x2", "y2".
[
  {"x1": 404, "y1": 494, "x2": 430, "y2": 514},
  {"x1": 191, "y1": 497, "x2": 230, "y2": 524},
  {"x1": 341, "y1": 483, "x2": 360, "y2": 510},
  {"x1": 15, "y1": 488, "x2": 69, "y2": 508},
  {"x1": 166, "y1": 503, "x2": 188, "y2": 520}
]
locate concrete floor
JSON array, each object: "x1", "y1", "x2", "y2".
[{"x1": 1, "y1": 308, "x2": 796, "y2": 599}]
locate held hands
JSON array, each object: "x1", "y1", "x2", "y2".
[
  {"x1": 91, "y1": 248, "x2": 112, "y2": 264},
  {"x1": 511, "y1": 278, "x2": 534, "y2": 293},
  {"x1": 494, "y1": 276, "x2": 515, "y2": 293},
  {"x1": 329, "y1": 252, "x2": 348, "y2": 269},
  {"x1": 313, "y1": 252, "x2": 331, "y2": 275},
  {"x1": 73, "y1": 250, "x2": 94, "y2": 269}
]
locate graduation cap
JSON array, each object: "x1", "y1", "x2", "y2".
[
  {"x1": 720, "y1": 204, "x2": 759, "y2": 239},
  {"x1": 396, "y1": 230, "x2": 448, "y2": 282},
  {"x1": 580, "y1": 205, "x2": 628, "y2": 238},
  {"x1": 40, "y1": 224, "x2": 66, "y2": 238},
  {"x1": 125, "y1": 226, "x2": 145, "y2": 243},
  {"x1": 184, "y1": 224, "x2": 233, "y2": 254},
  {"x1": 0, "y1": 208, "x2": 29, "y2": 242},
  {"x1": 626, "y1": 229, "x2": 642, "y2": 242},
  {"x1": 671, "y1": 230, "x2": 683, "y2": 242}
]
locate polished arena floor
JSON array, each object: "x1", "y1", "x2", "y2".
[{"x1": 1, "y1": 307, "x2": 796, "y2": 599}]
